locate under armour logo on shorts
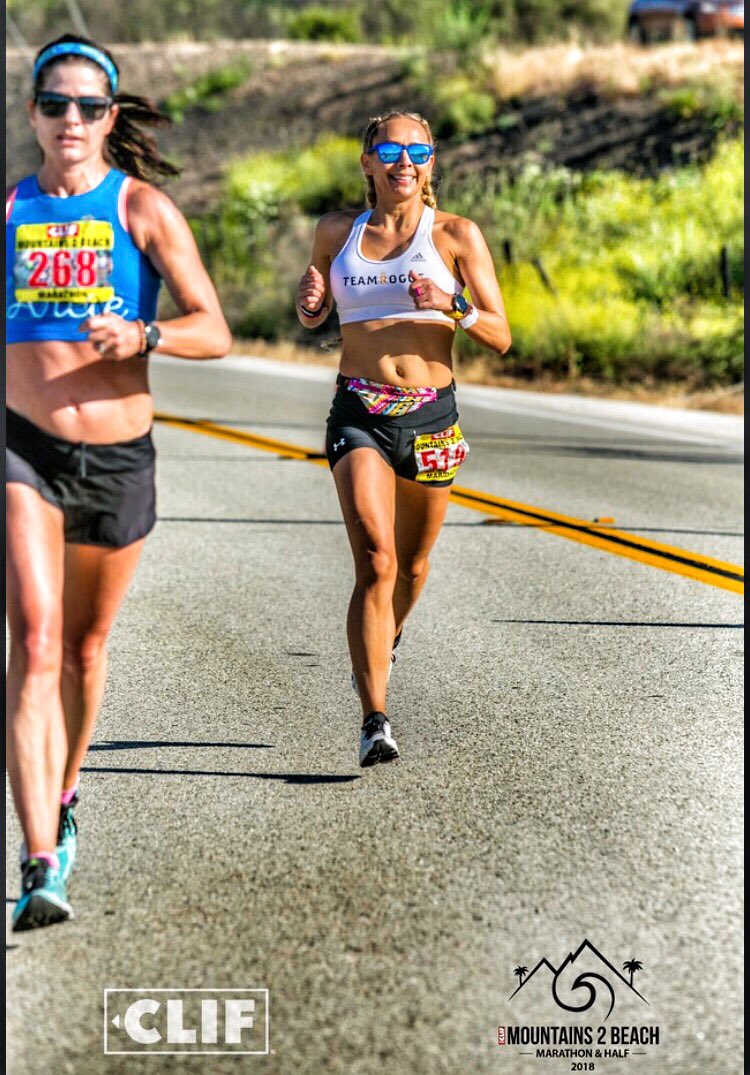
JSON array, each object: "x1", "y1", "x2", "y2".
[{"x1": 333, "y1": 438, "x2": 346, "y2": 451}]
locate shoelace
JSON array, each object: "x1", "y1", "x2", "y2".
[
  {"x1": 22, "y1": 859, "x2": 50, "y2": 892},
  {"x1": 58, "y1": 805, "x2": 77, "y2": 841},
  {"x1": 363, "y1": 715, "x2": 386, "y2": 737}
]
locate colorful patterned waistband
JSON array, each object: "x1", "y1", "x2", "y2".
[{"x1": 343, "y1": 376, "x2": 438, "y2": 416}]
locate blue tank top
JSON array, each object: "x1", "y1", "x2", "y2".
[{"x1": 6, "y1": 169, "x2": 161, "y2": 343}]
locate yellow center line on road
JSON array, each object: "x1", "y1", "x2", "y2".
[{"x1": 154, "y1": 412, "x2": 744, "y2": 595}]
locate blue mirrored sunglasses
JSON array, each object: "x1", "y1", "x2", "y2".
[{"x1": 368, "y1": 142, "x2": 434, "y2": 165}]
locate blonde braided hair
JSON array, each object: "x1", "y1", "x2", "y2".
[{"x1": 362, "y1": 111, "x2": 438, "y2": 209}]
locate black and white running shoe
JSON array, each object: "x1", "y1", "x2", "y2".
[
  {"x1": 351, "y1": 632, "x2": 402, "y2": 696},
  {"x1": 359, "y1": 711, "x2": 400, "y2": 768}
]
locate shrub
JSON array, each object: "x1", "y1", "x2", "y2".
[
  {"x1": 451, "y1": 138, "x2": 744, "y2": 385},
  {"x1": 431, "y1": 76, "x2": 497, "y2": 137},
  {"x1": 227, "y1": 135, "x2": 364, "y2": 219},
  {"x1": 161, "y1": 62, "x2": 250, "y2": 123},
  {"x1": 659, "y1": 83, "x2": 743, "y2": 131},
  {"x1": 287, "y1": 7, "x2": 361, "y2": 43}
]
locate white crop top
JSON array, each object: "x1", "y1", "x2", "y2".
[{"x1": 329, "y1": 205, "x2": 462, "y2": 325}]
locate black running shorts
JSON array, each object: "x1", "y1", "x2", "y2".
[
  {"x1": 5, "y1": 408, "x2": 157, "y2": 547},
  {"x1": 325, "y1": 375, "x2": 469, "y2": 485}
]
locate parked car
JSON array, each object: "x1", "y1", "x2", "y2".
[{"x1": 627, "y1": 1, "x2": 744, "y2": 43}]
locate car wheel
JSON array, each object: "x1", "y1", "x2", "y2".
[
  {"x1": 672, "y1": 16, "x2": 698, "y2": 41},
  {"x1": 628, "y1": 18, "x2": 648, "y2": 44}
]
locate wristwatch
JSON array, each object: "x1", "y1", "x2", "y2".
[
  {"x1": 140, "y1": 322, "x2": 162, "y2": 356},
  {"x1": 448, "y1": 294, "x2": 471, "y2": 321}
]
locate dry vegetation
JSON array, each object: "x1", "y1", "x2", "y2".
[
  {"x1": 486, "y1": 39, "x2": 744, "y2": 100},
  {"x1": 5, "y1": 38, "x2": 743, "y2": 409}
]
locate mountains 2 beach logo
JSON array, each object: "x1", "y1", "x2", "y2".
[{"x1": 498, "y1": 939, "x2": 660, "y2": 1068}]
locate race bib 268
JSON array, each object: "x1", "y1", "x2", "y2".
[{"x1": 14, "y1": 220, "x2": 115, "y2": 303}]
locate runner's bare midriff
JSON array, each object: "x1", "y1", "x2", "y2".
[
  {"x1": 6, "y1": 340, "x2": 153, "y2": 443},
  {"x1": 339, "y1": 319, "x2": 456, "y2": 388}
]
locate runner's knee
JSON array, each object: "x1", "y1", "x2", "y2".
[
  {"x1": 356, "y1": 543, "x2": 397, "y2": 588},
  {"x1": 397, "y1": 556, "x2": 429, "y2": 586},
  {"x1": 11, "y1": 622, "x2": 63, "y2": 678},
  {"x1": 63, "y1": 630, "x2": 108, "y2": 677}
]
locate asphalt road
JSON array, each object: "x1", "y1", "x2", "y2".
[{"x1": 6, "y1": 355, "x2": 744, "y2": 1075}]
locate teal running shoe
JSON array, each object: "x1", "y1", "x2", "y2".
[
  {"x1": 12, "y1": 858, "x2": 73, "y2": 932},
  {"x1": 56, "y1": 791, "x2": 79, "y2": 883}
]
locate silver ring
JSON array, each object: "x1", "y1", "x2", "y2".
[{"x1": 95, "y1": 342, "x2": 104, "y2": 354}]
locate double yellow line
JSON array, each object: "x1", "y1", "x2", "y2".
[{"x1": 155, "y1": 412, "x2": 744, "y2": 595}]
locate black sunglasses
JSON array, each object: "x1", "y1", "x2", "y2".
[{"x1": 35, "y1": 91, "x2": 113, "y2": 122}]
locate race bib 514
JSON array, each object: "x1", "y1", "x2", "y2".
[
  {"x1": 14, "y1": 220, "x2": 115, "y2": 303},
  {"x1": 414, "y1": 424, "x2": 470, "y2": 483}
]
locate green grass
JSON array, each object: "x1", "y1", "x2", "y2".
[
  {"x1": 226, "y1": 136, "x2": 364, "y2": 216},
  {"x1": 286, "y1": 6, "x2": 361, "y2": 43},
  {"x1": 659, "y1": 82, "x2": 744, "y2": 129},
  {"x1": 457, "y1": 138, "x2": 744, "y2": 383},
  {"x1": 161, "y1": 62, "x2": 251, "y2": 123}
]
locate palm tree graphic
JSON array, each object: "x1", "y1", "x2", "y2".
[
  {"x1": 514, "y1": 966, "x2": 528, "y2": 985},
  {"x1": 623, "y1": 959, "x2": 643, "y2": 987}
]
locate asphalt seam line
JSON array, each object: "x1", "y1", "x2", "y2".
[{"x1": 154, "y1": 412, "x2": 744, "y2": 595}]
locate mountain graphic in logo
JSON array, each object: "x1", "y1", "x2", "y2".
[
  {"x1": 509, "y1": 939, "x2": 648, "y2": 1021},
  {"x1": 410, "y1": 252, "x2": 426, "y2": 261}
]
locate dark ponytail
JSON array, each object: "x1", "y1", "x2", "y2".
[
  {"x1": 102, "y1": 93, "x2": 180, "y2": 182},
  {"x1": 32, "y1": 34, "x2": 180, "y2": 183}
]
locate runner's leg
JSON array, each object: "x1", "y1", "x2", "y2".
[
  {"x1": 393, "y1": 477, "x2": 452, "y2": 640},
  {"x1": 61, "y1": 538, "x2": 147, "y2": 788},
  {"x1": 332, "y1": 448, "x2": 397, "y2": 717},
  {"x1": 6, "y1": 484, "x2": 67, "y2": 855}
]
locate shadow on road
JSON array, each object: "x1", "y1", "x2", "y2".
[
  {"x1": 493, "y1": 619, "x2": 744, "y2": 628},
  {"x1": 81, "y1": 766, "x2": 360, "y2": 784},
  {"x1": 89, "y1": 740, "x2": 273, "y2": 751},
  {"x1": 157, "y1": 516, "x2": 743, "y2": 538}
]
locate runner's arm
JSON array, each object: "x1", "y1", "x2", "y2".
[
  {"x1": 127, "y1": 184, "x2": 233, "y2": 359},
  {"x1": 296, "y1": 213, "x2": 346, "y2": 328},
  {"x1": 452, "y1": 218, "x2": 511, "y2": 355}
]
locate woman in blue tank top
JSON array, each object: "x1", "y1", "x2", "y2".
[
  {"x1": 296, "y1": 111, "x2": 511, "y2": 769},
  {"x1": 6, "y1": 34, "x2": 232, "y2": 932}
]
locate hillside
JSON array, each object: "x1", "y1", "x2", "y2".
[
  {"x1": 6, "y1": 39, "x2": 743, "y2": 212},
  {"x1": 5, "y1": 40, "x2": 743, "y2": 397}
]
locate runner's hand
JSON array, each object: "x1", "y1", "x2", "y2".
[
  {"x1": 298, "y1": 264, "x2": 327, "y2": 313},
  {"x1": 408, "y1": 271, "x2": 452, "y2": 313},
  {"x1": 82, "y1": 315, "x2": 142, "y2": 360}
]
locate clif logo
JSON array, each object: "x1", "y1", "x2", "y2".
[
  {"x1": 104, "y1": 989, "x2": 269, "y2": 1055},
  {"x1": 47, "y1": 223, "x2": 79, "y2": 238}
]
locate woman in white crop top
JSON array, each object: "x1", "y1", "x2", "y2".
[{"x1": 296, "y1": 110, "x2": 510, "y2": 769}]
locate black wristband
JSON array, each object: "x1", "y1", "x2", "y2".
[{"x1": 300, "y1": 303, "x2": 325, "y2": 319}]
